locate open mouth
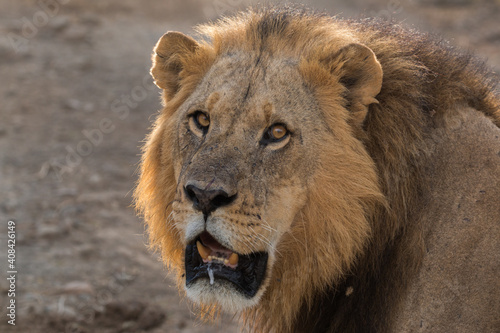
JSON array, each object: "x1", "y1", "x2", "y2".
[{"x1": 185, "y1": 231, "x2": 268, "y2": 298}]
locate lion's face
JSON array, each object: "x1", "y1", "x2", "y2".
[
  {"x1": 170, "y1": 52, "x2": 323, "y2": 309},
  {"x1": 138, "y1": 26, "x2": 384, "y2": 317}
]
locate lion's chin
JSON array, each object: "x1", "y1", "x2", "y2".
[
  {"x1": 184, "y1": 231, "x2": 269, "y2": 310},
  {"x1": 185, "y1": 278, "x2": 264, "y2": 312}
]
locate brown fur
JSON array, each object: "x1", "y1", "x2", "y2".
[{"x1": 135, "y1": 6, "x2": 500, "y2": 332}]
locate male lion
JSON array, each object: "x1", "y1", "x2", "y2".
[{"x1": 135, "y1": 6, "x2": 500, "y2": 333}]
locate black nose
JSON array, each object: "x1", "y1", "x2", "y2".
[{"x1": 184, "y1": 184, "x2": 236, "y2": 216}]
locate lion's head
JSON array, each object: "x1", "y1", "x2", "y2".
[
  {"x1": 134, "y1": 6, "x2": 499, "y2": 333},
  {"x1": 136, "y1": 8, "x2": 384, "y2": 318}
]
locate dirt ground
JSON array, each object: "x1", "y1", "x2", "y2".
[{"x1": 0, "y1": 0, "x2": 498, "y2": 332}]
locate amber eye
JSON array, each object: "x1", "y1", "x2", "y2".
[
  {"x1": 261, "y1": 123, "x2": 289, "y2": 145},
  {"x1": 270, "y1": 124, "x2": 287, "y2": 140},
  {"x1": 189, "y1": 111, "x2": 210, "y2": 135},
  {"x1": 196, "y1": 112, "x2": 210, "y2": 128}
]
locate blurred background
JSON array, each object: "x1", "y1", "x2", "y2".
[{"x1": 0, "y1": 0, "x2": 498, "y2": 332}]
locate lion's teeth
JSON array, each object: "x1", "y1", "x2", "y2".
[
  {"x1": 229, "y1": 252, "x2": 239, "y2": 266},
  {"x1": 208, "y1": 255, "x2": 225, "y2": 262},
  {"x1": 197, "y1": 241, "x2": 210, "y2": 260},
  {"x1": 199, "y1": 243, "x2": 238, "y2": 267}
]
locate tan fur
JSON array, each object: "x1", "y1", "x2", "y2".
[{"x1": 135, "y1": 6, "x2": 500, "y2": 332}]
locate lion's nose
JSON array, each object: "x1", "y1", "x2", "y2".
[{"x1": 184, "y1": 184, "x2": 237, "y2": 216}]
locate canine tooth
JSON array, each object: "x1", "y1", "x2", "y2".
[
  {"x1": 197, "y1": 241, "x2": 210, "y2": 260},
  {"x1": 229, "y1": 252, "x2": 239, "y2": 266},
  {"x1": 224, "y1": 259, "x2": 229, "y2": 265}
]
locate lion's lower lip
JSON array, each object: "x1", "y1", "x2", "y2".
[{"x1": 185, "y1": 238, "x2": 268, "y2": 298}]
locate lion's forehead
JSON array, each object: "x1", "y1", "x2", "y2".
[{"x1": 183, "y1": 51, "x2": 318, "y2": 129}]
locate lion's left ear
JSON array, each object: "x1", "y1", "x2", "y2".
[{"x1": 325, "y1": 43, "x2": 383, "y2": 125}]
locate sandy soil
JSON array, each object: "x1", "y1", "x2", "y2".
[{"x1": 0, "y1": 0, "x2": 498, "y2": 332}]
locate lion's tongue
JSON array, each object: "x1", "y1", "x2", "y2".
[{"x1": 198, "y1": 232, "x2": 238, "y2": 267}]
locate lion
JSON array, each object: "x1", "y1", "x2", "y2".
[{"x1": 134, "y1": 6, "x2": 500, "y2": 333}]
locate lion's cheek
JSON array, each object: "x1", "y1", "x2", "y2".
[{"x1": 263, "y1": 180, "x2": 309, "y2": 237}]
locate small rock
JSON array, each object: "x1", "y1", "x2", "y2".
[
  {"x1": 73, "y1": 55, "x2": 93, "y2": 72},
  {"x1": 103, "y1": 300, "x2": 146, "y2": 321},
  {"x1": 0, "y1": 125, "x2": 7, "y2": 137},
  {"x1": 0, "y1": 37, "x2": 15, "y2": 59},
  {"x1": 113, "y1": 271, "x2": 136, "y2": 284},
  {"x1": 55, "y1": 281, "x2": 95, "y2": 295},
  {"x1": 56, "y1": 187, "x2": 78, "y2": 197},
  {"x1": 63, "y1": 25, "x2": 89, "y2": 42},
  {"x1": 77, "y1": 244, "x2": 96, "y2": 259},
  {"x1": 38, "y1": 161, "x2": 51, "y2": 179},
  {"x1": 121, "y1": 321, "x2": 136, "y2": 330},
  {"x1": 177, "y1": 320, "x2": 187, "y2": 329},
  {"x1": 46, "y1": 299, "x2": 78, "y2": 321},
  {"x1": 48, "y1": 15, "x2": 71, "y2": 32},
  {"x1": 82, "y1": 102, "x2": 94, "y2": 112},
  {"x1": 64, "y1": 98, "x2": 82, "y2": 110},
  {"x1": 136, "y1": 305, "x2": 167, "y2": 330},
  {"x1": 37, "y1": 224, "x2": 66, "y2": 239},
  {"x1": 3, "y1": 197, "x2": 18, "y2": 213},
  {"x1": 58, "y1": 203, "x2": 85, "y2": 217},
  {"x1": 63, "y1": 98, "x2": 95, "y2": 112},
  {"x1": 80, "y1": 13, "x2": 101, "y2": 26},
  {"x1": 483, "y1": 31, "x2": 500, "y2": 43},
  {"x1": 89, "y1": 173, "x2": 102, "y2": 184}
]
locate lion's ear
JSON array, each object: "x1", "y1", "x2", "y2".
[
  {"x1": 325, "y1": 43, "x2": 383, "y2": 125},
  {"x1": 151, "y1": 31, "x2": 199, "y2": 98}
]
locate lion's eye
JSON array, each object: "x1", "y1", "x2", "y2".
[
  {"x1": 261, "y1": 123, "x2": 289, "y2": 145},
  {"x1": 270, "y1": 124, "x2": 287, "y2": 140},
  {"x1": 196, "y1": 112, "x2": 210, "y2": 128},
  {"x1": 189, "y1": 111, "x2": 210, "y2": 135}
]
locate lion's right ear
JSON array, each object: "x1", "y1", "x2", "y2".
[{"x1": 151, "y1": 31, "x2": 199, "y2": 98}]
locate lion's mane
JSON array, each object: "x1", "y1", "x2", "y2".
[{"x1": 135, "y1": 6, "x2": 500, "y2": 332}]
